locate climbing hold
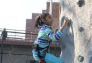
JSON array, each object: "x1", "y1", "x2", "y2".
[
  {"x1": 79, "y1": 27, "x2": 84, "y2": 32},
  {"x1": 77, "y1": 0, "x2": 85, "y2": 7},
  {"x1": 78, "y1": 55, "x2": 84, "y2": 62}
]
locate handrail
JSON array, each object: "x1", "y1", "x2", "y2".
[{"x1": 0, "y1": 28, "x2": 37, "y2": 40}]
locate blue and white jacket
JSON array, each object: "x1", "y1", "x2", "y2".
[
  {"x1": 34, "y1": 25, "x2": 64, "y2": 48},
  {"x1": 33, "y1": 25, "x2": 64, "y2": 60}
]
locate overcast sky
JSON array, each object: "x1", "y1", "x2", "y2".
[
  {"x1": 0, "y1": 0, "x2": 49, "y2": 30},
  {"x1": 0, "y1": 0, "x2": 60, "y2": 31}
]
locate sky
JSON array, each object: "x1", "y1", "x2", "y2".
[{"x1": 0, "y1": 0, "x2": 49, "y2": 30}]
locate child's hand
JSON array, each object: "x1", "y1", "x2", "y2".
[
  {"x1": 63, "y1": 17, "x2": 70, "y2": 27},
  {"x1": 60, "y1": 17, "x2": 71, "y2": 31}
]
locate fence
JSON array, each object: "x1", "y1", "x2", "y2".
[{"x1": 0, "y1": 28, "x2": 37, "y2": 42}]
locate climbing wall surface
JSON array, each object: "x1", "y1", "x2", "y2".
[{"x1": 59, "y1": 0, "x2": 92, "y2": 63}]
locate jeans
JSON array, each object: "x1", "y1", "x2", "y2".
[{"x1": 32, "y1": 49, "x2": 64, "y2": 63}]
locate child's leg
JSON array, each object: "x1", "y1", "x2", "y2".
[
  {"x1": 32, "y1": 49, "x2": 40, "y2": 62},
  {"x1": 32, "y1": 49, "x2": 46, "y2": 63},
  {"x1": 32, "y1": 49, "x2": 64, "y2": 63},
  {"x1": 45, "y1": 53, "x2": 64, "y2": 63}
]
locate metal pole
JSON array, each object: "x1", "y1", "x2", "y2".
[
  {"x1": 49, "y1": 0, "x2": 53, "y2": 15},
  {"x1": 1, "y1": 39, "x2": 3, "y2": 63},
  {"x1": 1, "y1": 28, "x2": 7, "y2": 63}
]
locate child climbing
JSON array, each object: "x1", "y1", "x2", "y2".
[{"x1": 32, "y1": 13, "x2": 69, "y2": 63}]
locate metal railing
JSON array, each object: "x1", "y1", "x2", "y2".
[
  {"x1": 0, "y1": 28, "x2": 37, "y2": 63},
  {"x1": 0, "y1": 28, "x2": 37, "y2": 41}
]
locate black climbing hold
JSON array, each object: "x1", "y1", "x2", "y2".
[
  {"x1": 79, "y1": 27, "x2": 84, "y2": 32},
  {"x1": 78, "y1": 55, "x2": 84, "y2": 62},
  {"x1": 77, "y1": 0, "x2": 85, "y2": 7}
]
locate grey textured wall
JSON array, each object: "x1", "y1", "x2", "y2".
[
  {"x1": 60, "y1": 0, "x2": 92, "y2": 63},
  {"x1": 0, "y1": 45, "x2": 33, "y2": 63},
  {"x1": 0, "y1": 45, "x2": 61, "y2": 63}
]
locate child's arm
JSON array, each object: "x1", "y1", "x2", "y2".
[
  {"x1": 46, "y1": 17, "x2": 70, "y2": 42},
  {"x1": 45, "y1": 28, "x2": 64, "y2": 42}
]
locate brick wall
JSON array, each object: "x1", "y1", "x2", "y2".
[{"x1": 26, "y1": 2, "x2": 60, "y2": 41}]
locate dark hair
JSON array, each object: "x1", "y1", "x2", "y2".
[{"x1": 35, "y1": 13, "x2": 50, "y2": 28}]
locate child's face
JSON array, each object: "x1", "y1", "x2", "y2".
[{"x1": 46, "y1": 15, "x2": 53, "y2": 26}]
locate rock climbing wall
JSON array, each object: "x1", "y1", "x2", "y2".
[{"x1": 59, "y1": 0, "x2": 92, "y2": 63}]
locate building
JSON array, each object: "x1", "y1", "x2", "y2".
[
  {"x1": 0, "y1": 2, "x2": 61, "y2": 63},
  {"x1": 26, "y1": 2, "x2": 61, "y2": 42}
]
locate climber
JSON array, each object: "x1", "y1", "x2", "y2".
[{"x1": 32, "y1": 13, "x2": 69, "y2": 63}]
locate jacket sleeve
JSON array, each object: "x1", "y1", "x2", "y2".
[{"x1": 45, "y1": 28, "x2": 64, "y2": 42}]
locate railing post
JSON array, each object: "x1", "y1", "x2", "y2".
[{"x1": 1, "y1": 28, "x2": 7, "y2": 63}]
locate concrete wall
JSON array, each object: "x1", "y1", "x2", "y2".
[
  {"x1": 0, "y1": 45, "x2": 33, "y2": 63},
  {"x1": 60, "y1": 0, "x2": 92, "y2": 63},
  {"x1": 0, "y1": 45, "x2": 61, "y2": 63}
]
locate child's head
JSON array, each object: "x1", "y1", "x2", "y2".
[{"x1": 35, "y1": 13, "x2": 53, "y2": 28}]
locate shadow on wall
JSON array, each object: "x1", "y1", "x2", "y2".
[
  {"x1": 60, "y1": 16, "x2": 75, "y2": 63},
  {"x1": 89, "y1": 57, "x2": 92, "y2": 63}
]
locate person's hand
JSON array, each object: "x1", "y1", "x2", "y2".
[
  {"x1": 60, "y1": 17, "x2": 70, "y2": 31},
  {"x1": 63, "y1": 17, "x2": 70, "y2": 27}
]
